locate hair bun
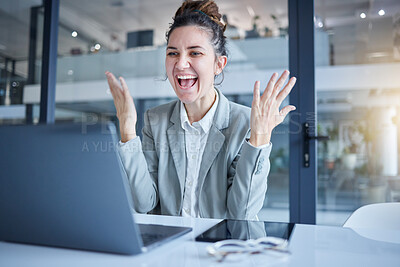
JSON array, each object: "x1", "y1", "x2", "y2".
[{"x1": 175, "y1": 0, "x2": 226, "y2": 32}]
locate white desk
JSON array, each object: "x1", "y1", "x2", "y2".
[{"x1": 1, "y1": 214, "x2": 399, "y2": 267}]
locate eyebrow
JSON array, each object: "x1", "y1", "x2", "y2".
[{"x1": 166, "y1": 46, "x2": 205, "y2": 50}]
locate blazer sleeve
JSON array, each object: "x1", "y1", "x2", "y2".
[
  {"x1": 117, "y1": 110, "x2": 159, "y2": 213},
  {"x1": 226, "y1": 138, "x2": 272, "y2": 220}
]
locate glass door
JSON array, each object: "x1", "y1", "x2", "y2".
[{"x1": 315, "y1": 0, "x2": 400, "y2": 225}]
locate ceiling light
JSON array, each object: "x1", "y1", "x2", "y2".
[
  {"x1": 246, "y1": 5, "x2": 255, "y2": 18},
  {"x1": 71, "y1": 31, "x2": 78, "y2": 38},
  {"x1": 378, "y1": 9, "x2": 385, "y2": 16},
  {"x1": 360, "y1": 12, "x2": 366, "y2": 19},
  {"x1": 94, "y1": 44, "x2": 101, "y2": 50},
  {"x1": 367, "y1": 52, "x2": 389, "y2": 58}
]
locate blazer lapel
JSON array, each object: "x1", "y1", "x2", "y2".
[
  {"x1": 197, "y1": 89, "x2": 230, "y2": 191},
  {"x1": 167, "y1": 102, "x2": 186, "y2": 194}
]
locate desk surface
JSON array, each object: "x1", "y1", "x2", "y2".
[{"x1": 1, "y1": 214, "x2": 399, "y2": 267}]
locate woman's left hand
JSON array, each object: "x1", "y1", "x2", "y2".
[{"x1": 249, "y1": 70, "x2": 297, "y2": 147}]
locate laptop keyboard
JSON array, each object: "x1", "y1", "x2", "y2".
[
  {"x1": 138, "y1": 223, "x2": 192, "y2": 248},
  {"x1": 141, "y1": 232, "x2": 166, "y2": 247}
]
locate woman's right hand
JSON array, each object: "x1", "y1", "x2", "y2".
[{"x1": 106, "y1": 71, "x2": 137, "y2": 143}]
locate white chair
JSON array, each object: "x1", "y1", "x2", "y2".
[
  {"x1": 343, "y1": 202, "x2": 400, "y2": 243},
  {"x1": 343, "y1": 202, "x2": 400, "y2": 230}
]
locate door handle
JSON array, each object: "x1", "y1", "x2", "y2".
[{"x1": 303, "y1": 123, "x2": 330, "y2": 168}]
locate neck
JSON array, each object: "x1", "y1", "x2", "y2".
[{"x1": 184, "y1": 89, "x2": 216, "y2": 124}]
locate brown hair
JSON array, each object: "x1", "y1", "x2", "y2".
[
  {"x1": 166, "y1": 0, "x2": 228, "y2": 58},
  {"x1": 174, "y1": 0, "x2": 226, "y2": 32}
]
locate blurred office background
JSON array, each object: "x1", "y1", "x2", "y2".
[{"x1": 1, "y1": 0, "x2": 400, "y2": 225}]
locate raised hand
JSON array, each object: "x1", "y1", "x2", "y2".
[
  {"x1": 105, "y1": 71, "x2": 137, "y2": 142},
  {"x1": 249, "y1": 70, "x2": 297, "y2": 147}
]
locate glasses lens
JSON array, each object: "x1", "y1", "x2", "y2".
[{"x1": 257, "y1": 237, "x2": 287, "y2": 247}]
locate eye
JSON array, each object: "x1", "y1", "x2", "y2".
[
  {"x1": 190, "y1": 51, "x2": 202, "y2": 56},
  {"x1": 167, "y1": 51, "x2": 178, "y2": 56}
]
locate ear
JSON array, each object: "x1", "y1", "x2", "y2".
[{"x1": 214, "y1": 55, "x2": 227, "y2": 75}]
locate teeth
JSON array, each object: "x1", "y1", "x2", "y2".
[{"x1": 177, "y1": 75, "x2": 197, "y2": 79}]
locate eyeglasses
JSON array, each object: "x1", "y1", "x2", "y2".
[{"x1": 206, "y1": 237, "x2": 291, "y2": 262}]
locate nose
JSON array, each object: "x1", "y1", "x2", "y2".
[{"x1": 176, "y1": 54, "x2": 190, "y2": 70}]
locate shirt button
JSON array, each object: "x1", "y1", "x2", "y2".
[
  {"x1": 189, "y1": 181, "x2": 193, "y2": 186},
  {"x1": 192, "y1": 155, "x2": 196, "y2": 159}
]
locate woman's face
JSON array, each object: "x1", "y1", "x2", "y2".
[{"x1": 166, "y1": 26, "x2": 226, "y2": 105}]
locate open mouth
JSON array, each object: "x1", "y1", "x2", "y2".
[{"x1": 177, "y1": 75, "x2": 198, "y2": 89}]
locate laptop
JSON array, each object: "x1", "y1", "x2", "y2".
[{"x1": 0, "y1": 122, "x2": 191, "y2": 255}]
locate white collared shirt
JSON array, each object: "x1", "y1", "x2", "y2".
[{"x1": 180, "y1": 90, "x2": 219, "y2": 217}]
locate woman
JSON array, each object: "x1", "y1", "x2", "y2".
[{"x1": 106, "y1": 0, "x2": 296, "y2": 220}]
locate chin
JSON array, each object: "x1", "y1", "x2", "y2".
[
  {"x1": 176, "y1": 92, "x2": 198, "y2": 104},
  {"x1": 173, "y1": 85, "x2": 199, "y2": 104}
]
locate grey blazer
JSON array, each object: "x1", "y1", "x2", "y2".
[{"x1": 118, "y1": 89, "x2": 271, "y2": 220}]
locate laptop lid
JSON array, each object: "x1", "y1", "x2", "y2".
[{"x1": 0, "y1": 122, "x2": 144, "y2": 254}]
